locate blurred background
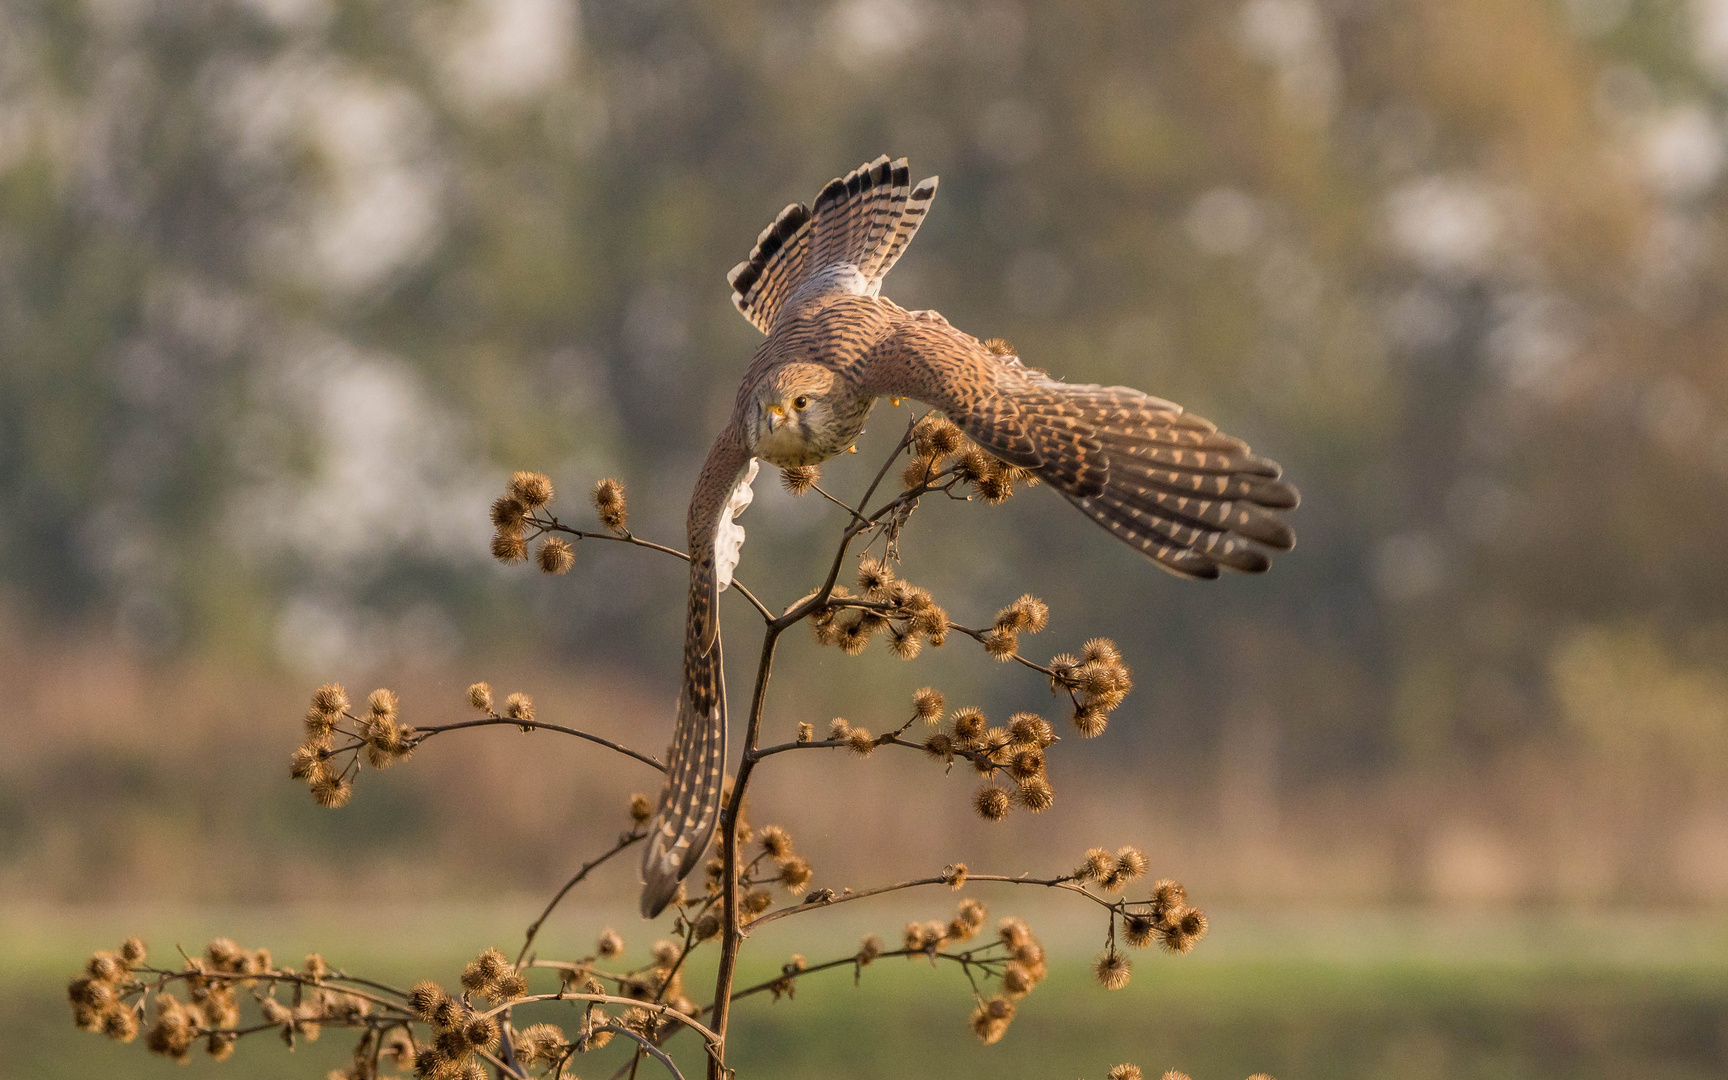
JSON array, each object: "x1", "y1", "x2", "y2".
[{"x1": 4, "y1": 0, "x2": 1728, "y2": 1077}]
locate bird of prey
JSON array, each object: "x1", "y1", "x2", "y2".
[{"x1": 638, "y1": 155, "x2": 1299, "y2": 916}]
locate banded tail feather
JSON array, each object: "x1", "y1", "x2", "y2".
[
  {"x1": 639, "y1": 633, "x2": 729, "y2": 918},
  {"x1": 640, "y1": 437, "x2": 752, "y2": 918},
  {"x1": 728, "y1": 203, "x2": 814, "y2": 334},
  {"x1": 728, "y1": 156, "x2": 937, "y2": 334}
]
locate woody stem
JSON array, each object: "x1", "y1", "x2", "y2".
[{"x1": 708, "y1": 619, "x2": 782, "y2": 1080}]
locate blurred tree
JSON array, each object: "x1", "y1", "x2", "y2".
[{"x1": 1, "y1": 0, "x2": 1725, "y2": 825}]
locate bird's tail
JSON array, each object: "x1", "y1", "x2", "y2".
[
  {"x1": 727, "y1": 155, "x2": 938, "y2": 333},
  {"x1": 639, "y1": 635, "x2": 729, "y2": 918}
]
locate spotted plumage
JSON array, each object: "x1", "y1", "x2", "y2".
[{"x1": 638, "y1": 156, "x2": 1300, "y2": 916}]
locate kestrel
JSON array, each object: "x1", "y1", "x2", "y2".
[{"x1": 638, "y1": 156, "x2": 1299, "y2": 916}]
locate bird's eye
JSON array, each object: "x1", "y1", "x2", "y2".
[{"x1": 793, "y1": 395, "x2": 809, "y2": 410}]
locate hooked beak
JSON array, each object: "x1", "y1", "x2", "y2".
[{"x1": 765, "y1": 403, "x2": 787, "y2": 431}]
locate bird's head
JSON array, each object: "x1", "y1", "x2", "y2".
[{"x1": 750, "y1": 364, "x2": 840, "y2": 465}]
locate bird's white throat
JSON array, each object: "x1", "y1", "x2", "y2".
[{"x1": 753, "y1": 421, "x2": 826, "y2": 467}]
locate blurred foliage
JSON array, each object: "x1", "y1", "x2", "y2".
[{"x1": 3, "y1": 0, "x2": 1728, "y2": 901}]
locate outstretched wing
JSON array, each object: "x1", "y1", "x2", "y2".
[
  {"x1": 855, "y1": 317, "x2": 1300, "y2": 579},
  {"x1": 640, "y1": 431, "x2": 754, "y2": 917},
  {"x1": 727, "y1": 155, "x2": 938, "y2": 334}
]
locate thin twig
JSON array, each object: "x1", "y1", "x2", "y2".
[
  {"x1": 515, "y1": 830, "x2": 648, "y2": 967},
  {"x1": 943, "y1": 622, "x2": 1061, "y2": 679},
  {"x1": 473, "y1": 992, "x2": 722, "y2": 1048},
  {"x1": 809, "y1": 483, "x2": 870, "y2": 527},
  {"x1": 818, "y1": 600, "x2": 1062, "y2": 681},
  {"x1": 746, "y1": 871, "x2": 1106, "y2": 932},
  {"x1": 326, "y1": 972, "x2": 411, "y2": 999},
  {"x1": 773, "y1": 419, "x2": 921, "y2": 632},
  {"x1": 714, "y1": 945, "x2": 993, "y2": 1012},
  {"x1": 134, "y1": 968, "x2": 403, "y2": 1012},
  {"x1": 591, "y1": 1024, "x2": 686, "y2": 1080},
  {"x1": 532, "y1": 519, "x2": 772, "y2": 622},
  {"x1": 480, "y1": 1046, "x2": 530, "y2": 1080},
  {"x1": 750, "y1": 734, "x2": 997, "y2": 771},
  {"x1": 650, "y1": 896, "x2": 714, "y2": 1007},
  {"x1": 410, "y1": 717, "x2": 664, "y2": 772}
]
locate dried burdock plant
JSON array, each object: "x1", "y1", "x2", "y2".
[{"x1": 71, "y1": 417, "x2": 1265, "y2": 1080}]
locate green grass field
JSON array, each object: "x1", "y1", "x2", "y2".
[{"x1": 7, "y1": 906, "x2": 1726, "y2": 1080}]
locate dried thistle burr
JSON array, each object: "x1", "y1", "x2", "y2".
[{"x1": 592, "y1": 477, "x2": 627, "y2": 531}]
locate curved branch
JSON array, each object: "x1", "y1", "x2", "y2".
[
  {"x1": 599, "y1": 1024, "x2": 686, "y2": 1080},
  {"x1": 750, "y1": 734, "x2": 996, "y2": 771},
  {"x1": 715, "y1": 945, "x2": 989, "y2": 1013},
  {"x1": 135, "y1": 968, "x2": 405, "y2": 1013},
  {"x1": 818, "y1": 600, "x2": 1063, "y2": 681},
  {"x1": 516, "y1": 830, "x2": 648, "y2": 967},
  {"x1": 809, "y1": 483, "x2": 871, "y2": 527},
  {"x1": 408, "y1": 718, "x2": 664, "y2": 772},
  {"x1": 942, "y1": 622, "x2": 1061, "y2": 679},
  {"x1": 745, "y1": 871, "x2": 1106, "y2": 933},
  {"x1": 327, "y1": 972, "x2": 412, "y2": 999},
  {"x1": 480, "y1": 1047, "x2": 530, "y2": 1080},
  {"x1": 533, "y1": 519, "x2": 773, "y2": 622},
  {"x1": 475, "y1": 991, "x2": 722, "y2": 1048}
]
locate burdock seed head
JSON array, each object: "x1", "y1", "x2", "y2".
[
  {"x1": 1093, "y1": 948, "x2": 1131, "y2": 990},
  {"x1": 310, "y1": 683, "x2": 349, "y2": 717},
  {"x1": 1076, "y1": 848, "x2": 1114, "y2": 882},
  {"x1": 504, "y1": 692, "x2": 534, "y2": 723},
  {"x1": 1072, "y1": 703, "x2": 1108, "y2": 738},
  {"x1": 973, "y1": 785, "x2": 1011, "y2": 822},
  {"x1": 781, "y1": 465, "x2": 819, "y2": 496},
  {"x1": 508, "y1": 471, "x2": 553, "y2": 508},
  {"x1": 408, "y1": 981, "x2": 447, "y2": 1022},
  {"x1": 1007, "y1": 747, "x2": 1045, "y2": 781},
  {"x1": 983, "y1": 628, "x2": 1018, "y2": 660},
  {"x1": 491, "y1": 496, "x2": 528, "y2": 535},
  {"x1": 492, "y1": 533, "x2": 528, "y2": 563},
  {"x1": 758, "y1": 825, "x2": 792, "y2": 859},
  {"x1": 912, "y1": 686, "x2": 945, "y2": 723},
  {"x1": 1083, "y1": 637, "x2": 1121, "y2": 663},
  {"x1": 1125, "y1": 914, "x2": 1158, "y2": 948},
  {"x1": 778, "y1": 857, "x2": 814, "y2": 894},
  {"x1": 1013, "y1": 775, "x2": 1055, "y2": 812},
  {"x1": 1160, "y1": 909, "x2": 1208, "y2": 954},
  {"x1": 887, "y1": 626, "x2": 923, "y2": 659},
  {"x1": 1008, "y1": 712, "x2": 1055, "y2": 748},
  {"x1": 856, "y1": 556, "x2": 894, "y2": 596},
  {"x1": 592, "y1": 478, "x2": 628, "y2": 532},
  {"x1": 537, "y1": 536, "x2": 575, "y2": 574},
  {"x1": 921, "y1": 732, "x2": 955, "y2": 762},
  {"x1": 310, "y1": 775, "x2": 352, "y2": 808},
  {"x1": 951, "y1": 707, "x2": 987, "y2": 747},
  {"x1": 1115, "y1": 846, "x2": 1149, "y2": 883}
]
